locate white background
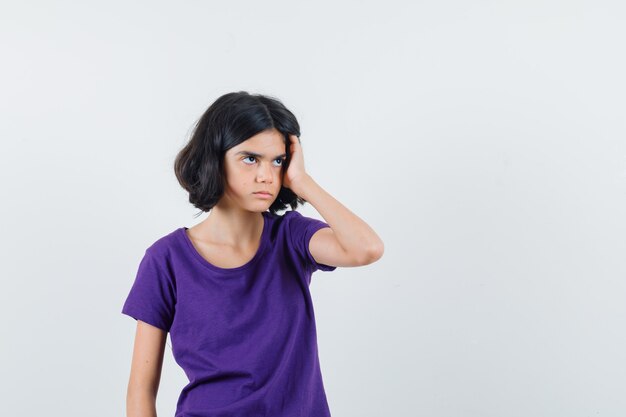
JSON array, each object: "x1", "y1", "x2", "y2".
[{"x1": 2, "y1": 1, "x2": 625, "y2": 416}]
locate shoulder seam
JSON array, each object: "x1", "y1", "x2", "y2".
[{"x1": 145, "y1": 248, "x2": 177, "y2": 299}]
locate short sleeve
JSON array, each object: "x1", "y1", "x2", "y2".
[
  {"x1": 287, "y1": 210, "x2": 337, "y2": 274},
  {"x1": 121, "y1": 249, "x2": 177, "y2": 332}
]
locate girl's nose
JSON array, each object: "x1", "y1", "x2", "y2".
[{"x1": 257, "y1": 163, "x2": 273, "y2": 182}]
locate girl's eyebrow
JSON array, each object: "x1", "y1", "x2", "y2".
[{"x1": 235, "y1": 151, "x2": 287, "y2": 159}]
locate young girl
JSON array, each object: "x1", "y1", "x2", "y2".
[{"x1": 122, "y1": 91, "x2": 384, "y2": 417}]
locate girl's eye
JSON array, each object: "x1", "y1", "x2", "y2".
[{"x1": 243, "y1": 156, "x2": 285, "y2": 167}]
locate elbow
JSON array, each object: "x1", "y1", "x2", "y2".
[
  {"x1": 364, "y1": 240, "x2": 384, "y2": 264},
  {"x1": 126, "y1": 386, "x2": 157, "y2": 417}
]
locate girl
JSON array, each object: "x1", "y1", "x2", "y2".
[{"x1": 122, "y1": 91, "x2": 384, "y2": 417}]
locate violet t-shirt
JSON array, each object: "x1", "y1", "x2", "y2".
[{"x1": 121, "y1": 210, "x2": 336, "y2": 417}]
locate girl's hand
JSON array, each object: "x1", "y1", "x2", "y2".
[{"x1": 282, "y1": 134, "x2": 309, "y2": 193}]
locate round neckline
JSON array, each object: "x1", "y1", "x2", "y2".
[{"x1": 180, "y1": 211, "x2": 270, "y2": 273}]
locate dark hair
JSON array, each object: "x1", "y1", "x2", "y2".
[{"x1": 174, "y1": 91, "x2": 307, "y2": 217}]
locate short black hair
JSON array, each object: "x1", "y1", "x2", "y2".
[{"x1": 174, "y1": 91, "x2": 307, "y2": 217}]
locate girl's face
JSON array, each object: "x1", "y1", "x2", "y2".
[{"x1": 221, "y1": 128, "x2": 287, "y2": 212}]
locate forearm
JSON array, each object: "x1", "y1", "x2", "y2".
[
  {"x1": 293, "y1": 175, "x2": 384, "y2": 257},
  {"x1": 126, "y1": 388, "x2": 158, "y2": 417}
]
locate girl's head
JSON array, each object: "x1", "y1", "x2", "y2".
[{"x1": 174, "y1": 91, "x2": 306, "y2": 217}]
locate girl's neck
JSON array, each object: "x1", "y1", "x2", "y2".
[{"x1": 195, "y1": 206, "x2": 264, "y2": 249}]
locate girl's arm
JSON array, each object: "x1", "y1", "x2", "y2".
[
  {"x1": 126, "y1": 321, "x2": 167, "y2": 417},
  {"x1": 283, "y1": 134, "x2": 384, "y2": 268},
  {"x1": 293, "y1": 173, "x2": 384, "y2": 267}
]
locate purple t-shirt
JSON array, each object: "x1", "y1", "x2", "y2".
[{"x1": 121, "y1": 210, "x2": 337, "y2": 417}]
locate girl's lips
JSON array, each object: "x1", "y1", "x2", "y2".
[{"x1": 254, "y1": 192, "x2": 272, "y2": 198}]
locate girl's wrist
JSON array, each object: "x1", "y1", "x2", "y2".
[{"x1": 290, "y1": 174, "x2": 313, "y2": 198}]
